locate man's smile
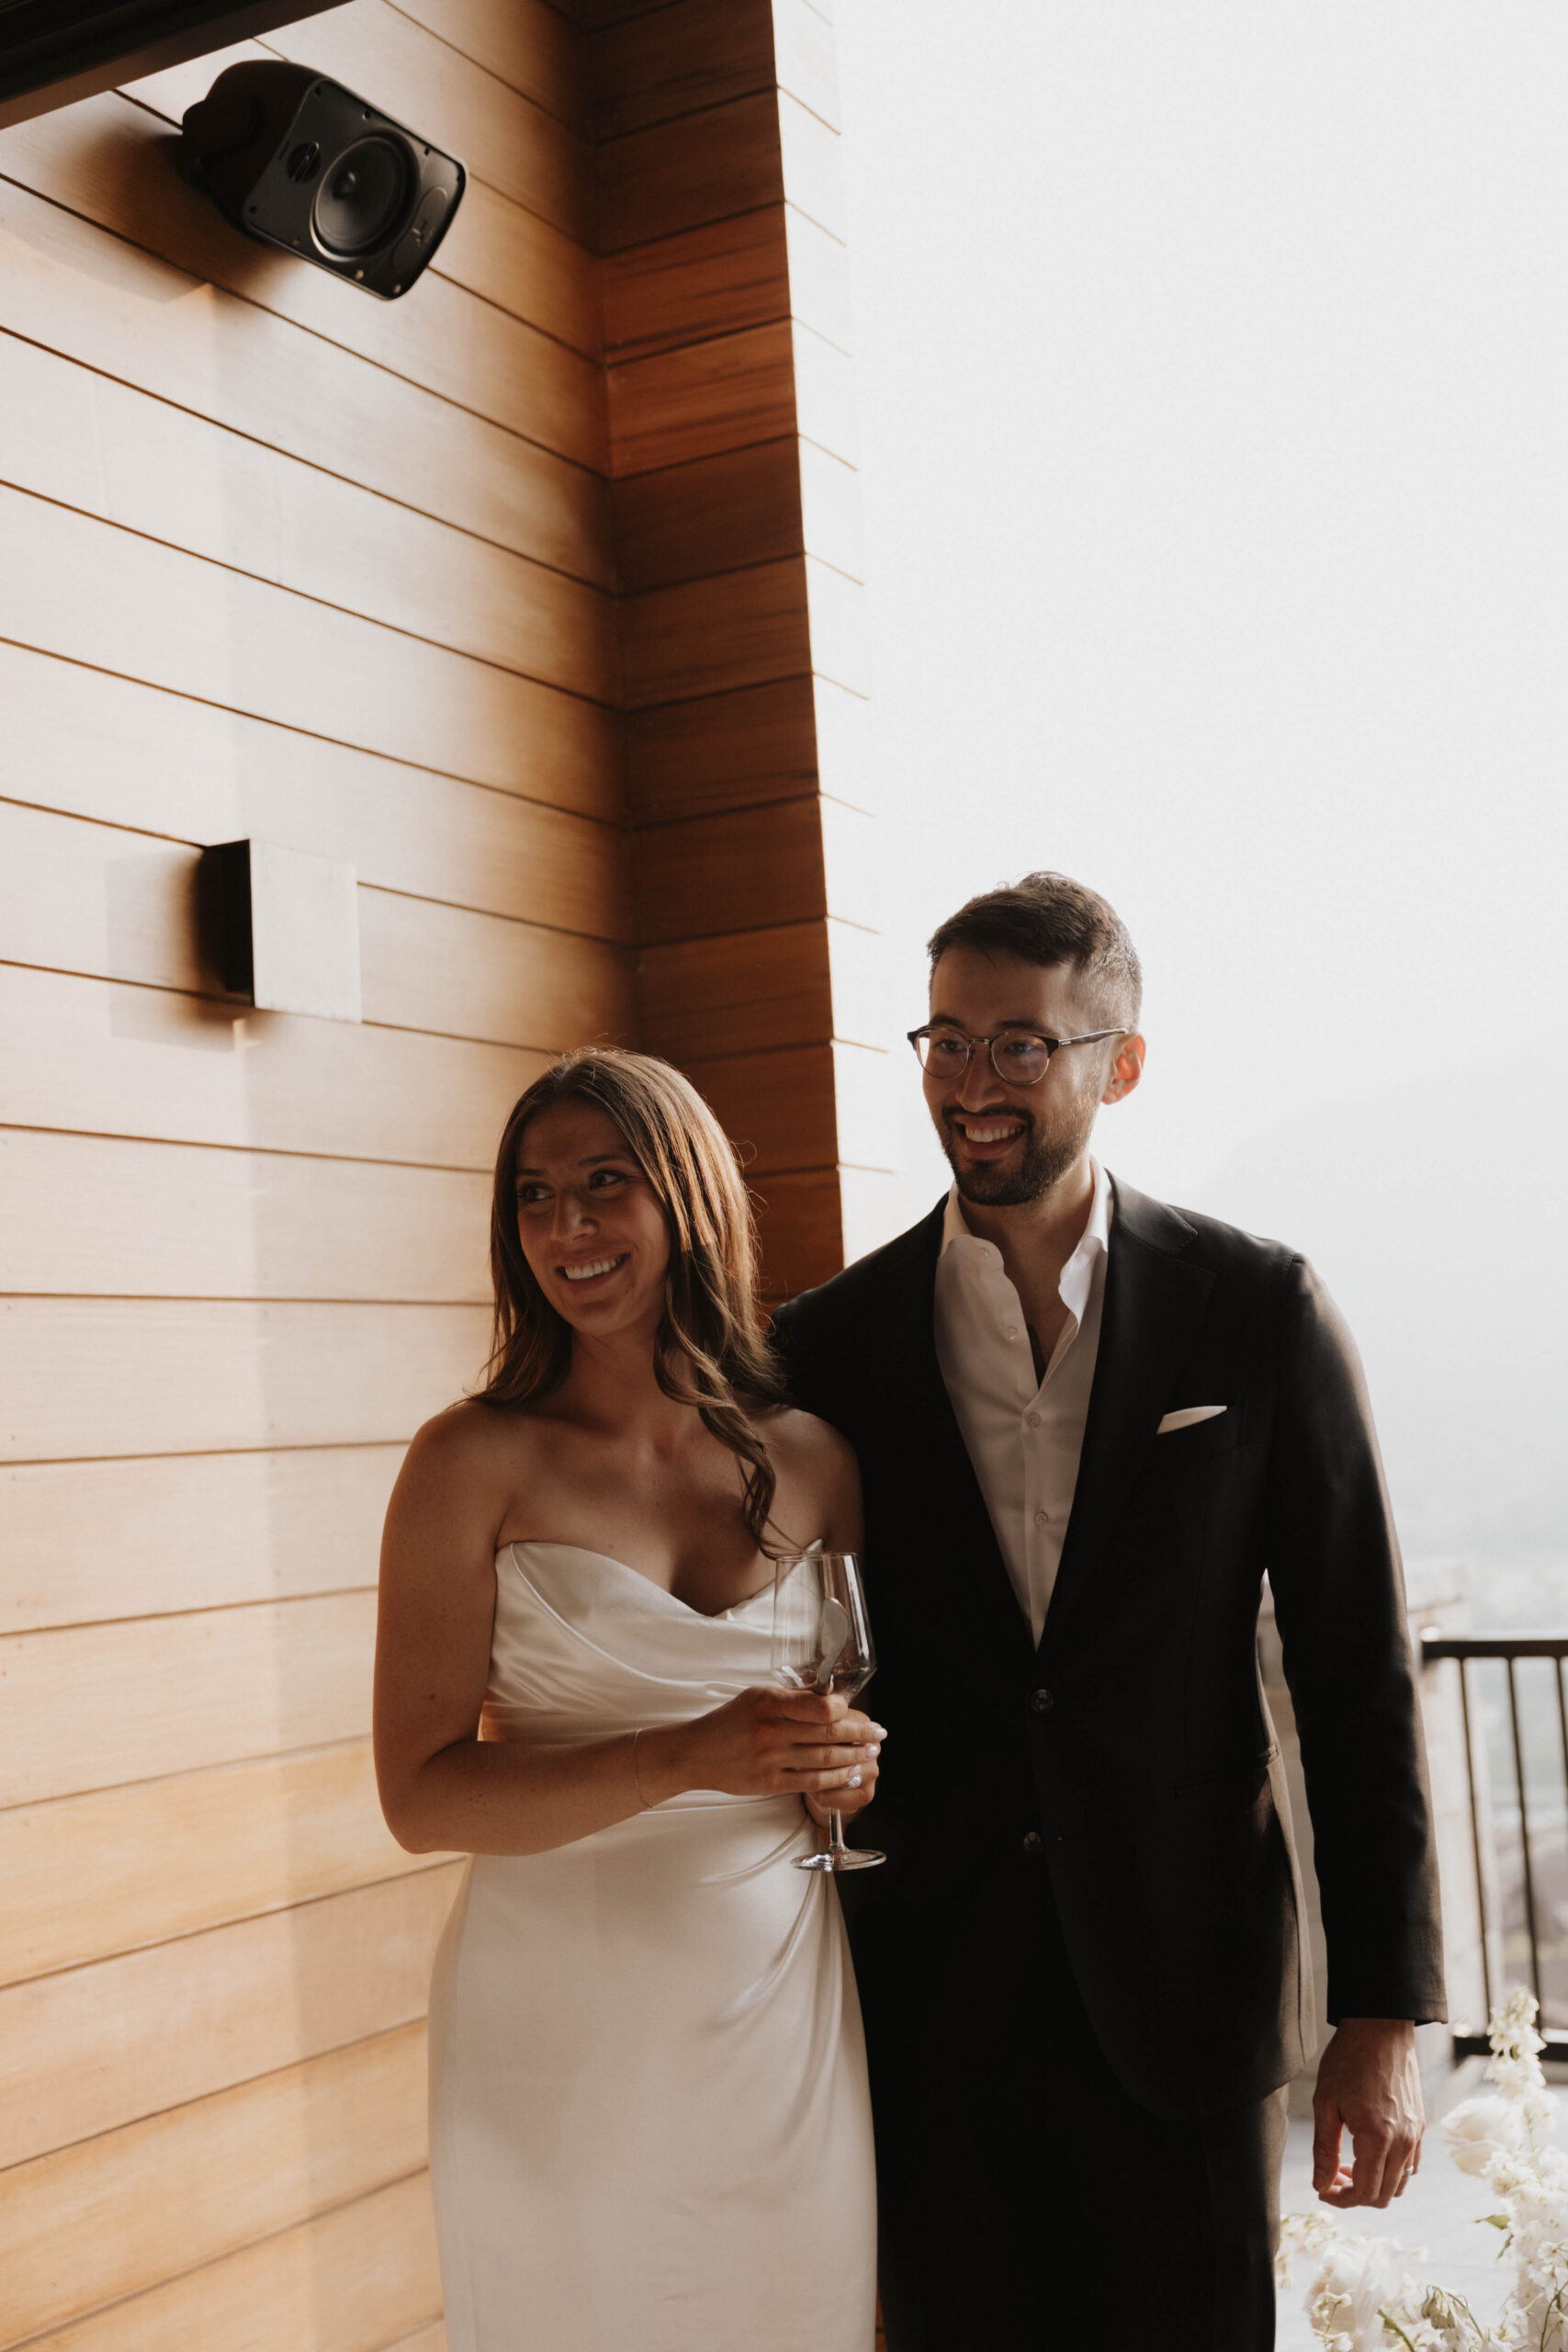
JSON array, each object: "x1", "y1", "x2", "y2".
[{"x1": 946, "y1": 1111, "x2": 1028, "y2": 1154}]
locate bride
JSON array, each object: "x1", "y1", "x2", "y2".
[{"x1": 374, "y1": 1048, "x2": 881, "y2": 2352}]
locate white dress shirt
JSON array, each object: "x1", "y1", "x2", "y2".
[{"x1": 932, "y1": 1159, "x2": 1114, "y2": 1644}]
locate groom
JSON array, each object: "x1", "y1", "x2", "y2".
[{"x1": 772, "y1": 873, "x2": 1445, "y2": 2351}]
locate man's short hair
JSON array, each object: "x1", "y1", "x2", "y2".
[{"x1": 927, "y1": 872, "x2": 1143, "y2": 1029}]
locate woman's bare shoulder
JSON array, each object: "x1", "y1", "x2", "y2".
[
  {"x1": 406, "y1": 1395, "x2": 511, "y2": 1461},
  {"x1": 761, "y1": 1401, "x2": 851, "y2": 1458},
  {"x1": 761, "y1": 1403, "x2": 856, "y2": 1476},
  {"x1": 761, "y1": 1406, "x2": 862, "y2": 1553},
  {"x1": 396, "y1": 1396, "x2": 545, "y2": 1505}
]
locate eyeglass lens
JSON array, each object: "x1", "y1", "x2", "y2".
[{"x1": 918, "y1": 1030, "x2": 1050, "y2": 1084}]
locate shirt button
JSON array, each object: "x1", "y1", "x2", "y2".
[
  {"x1": 1029, "y1": 1687, "x2": 1054, "y2": 1714},
  {"x1": 1034, "y1": 1510, "x2": 1049, "y2": 1527},
  {"x1": 1005, "y1": 1325, "x2": 1019, "y2": 1340},
  {"x1": 1027, "y1": 1411, "x2": 1042, "y2": 1429},
  {"x1": 1021, "y1": 1830, "x2": 1043, "y2": 1855}
]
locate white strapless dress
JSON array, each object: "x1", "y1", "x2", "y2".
[{"x1": 427, "y1": 1541, "x2": 877, "y2": 2352}]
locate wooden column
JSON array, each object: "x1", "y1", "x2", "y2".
[{"x1": 589, "y1": 0, "x2": 894, "y2": 1297}]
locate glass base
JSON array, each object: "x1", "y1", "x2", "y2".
[{"x1": 794, "y1": 1847, "x2": 886, "y2": 1872}]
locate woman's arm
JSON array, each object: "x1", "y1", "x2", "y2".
[{"x1": 373, "y1": 1408, "x2": 880, "y2": 1858}]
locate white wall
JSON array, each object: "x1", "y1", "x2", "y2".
[{"x1": 836, "y1": 2, "x2": 1568, "y2": 1604}]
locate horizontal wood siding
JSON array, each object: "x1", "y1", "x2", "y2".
[
  {"x1": 589, "y1": 0, "x2": 776, "y2": 141},
  {"x1": 608, "y1": 317, "x2": 795, "y2": 474},
  {"x1": 6, "y1": 1591, "x2": 381, "y2": 1804},
  {"x1": 0, "y1": 333, "x2": 613, "y2": 695},
  {"x1": 0, "y1": 2024, "x2": 430, "y2": 2343},
  {"x1": 0, "y1": 1131, "x2": 491, "y2": 1304},
  {"x1": 601, "y1": 206, "x2": 789, "y2": 359},
  {"x1": 611, "y1": 437, "x2": 804, "y2": 590},
  {"x1": 17, "y1": 2170, "x2": 444, "y2": 2352},
  {"x1": 0, "y1": 486, "x2": 617, "y2": 801},
  {"x1": 0, "y1": 6, "x2": 609, "y2": 2340},
  {"x1": 638, "y1": 921, "x2": 833, "y2": 1062},
  {"x1": 0, "y1": 1299, "x2": 490, "y2": 1464},
  {"x1": 1, "y1": 640, "x2": 628, "y2": 895},
  {"x1": 595, "y1": 90, "x2": 784, "y2": 251},
  {"x1": 1, "y1": 1868, "x2": 462, "y2": 2170},
  {"x1": 0, "y1": 1745, "x2": 444, "y2": 1984},
  {"x1": 0, "y1": 1448, "x2": 400, "y2": 1633},
  {"x1": 625, "y1": 673, "x2": 818, "y2": 823}
]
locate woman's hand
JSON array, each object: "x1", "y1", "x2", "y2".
[{"x1": 641, "y1": 1686, "x2": 884, "y2": 1806}]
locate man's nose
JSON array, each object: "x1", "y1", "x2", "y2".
[{"x1": 953, "y1": 1048, "x2": 1007, "y2": 1109}]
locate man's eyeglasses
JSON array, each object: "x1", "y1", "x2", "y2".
[{"x1": 908, "y1": 1023, "x2": 1126, "y2": 1088}]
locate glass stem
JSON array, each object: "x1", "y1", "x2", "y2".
[{"x1": 827, "y1": 1808, "x2": 846, "y2": 1856}]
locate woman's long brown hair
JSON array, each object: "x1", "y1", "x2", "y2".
[{"x1": 477, "y1": 1048, "x2": 786, "y2": 1552}]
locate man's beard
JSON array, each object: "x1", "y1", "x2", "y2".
[{"x1": 941, "y1": 1093, "x2": 1098, "y2": 1208}]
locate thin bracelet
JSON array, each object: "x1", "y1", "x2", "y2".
[{"x1": 631, "y1": 1727, "x2": 652, "y2": 1811}]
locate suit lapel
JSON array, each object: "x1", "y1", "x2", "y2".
[
  {"x1": 874, "y1": 1204, "x2": 1035, "y2": 1668},
  {"x1": 1039, "y1": 1179, "x2": 1215, "y2": 1657}
]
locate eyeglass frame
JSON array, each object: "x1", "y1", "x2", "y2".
[{"x1": 907, "y1": 1022, "x2": 1129, "y2": 1087}]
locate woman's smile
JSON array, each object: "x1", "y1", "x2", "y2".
[{"x1": 557, "y1": 1252, "x2": 629, "y2": 1288}]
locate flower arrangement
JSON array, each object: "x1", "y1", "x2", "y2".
[{"x1": 1277, "y1": 1991, "x2": 1565, "y2": 2350}]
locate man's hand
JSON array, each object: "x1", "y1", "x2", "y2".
[{"x1": 1313, "y1": 2018, "x2": 1425, "y2": 2208}]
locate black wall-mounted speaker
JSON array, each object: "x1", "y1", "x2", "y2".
[{"x1": 181, "y1": 60, "x2": 465, "y2": 300}]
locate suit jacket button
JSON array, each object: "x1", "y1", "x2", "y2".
[
  {"x1": 1021, "y1": 1830, "x2": 1043, "y2": 1855},
  {"x1": 1029, "y1": 1687, "x2": 1054, "y2": 1713}
]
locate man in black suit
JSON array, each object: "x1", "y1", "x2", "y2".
[{"x1": 772, "y1": 873, "x2": 1444, "y2": 2351}]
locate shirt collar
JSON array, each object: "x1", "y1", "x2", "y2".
[{"x1": 940, "y1": 1159, "x2": 1113, "y2": 1303}]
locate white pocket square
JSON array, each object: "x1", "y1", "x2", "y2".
[{"x1": 1156, "y1": 1406, "x2": 1227, "y2": 1434}]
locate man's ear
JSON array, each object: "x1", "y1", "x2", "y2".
[{"x1": 1101, "y1": 1034, "x2": 1146, "y2": 1105}]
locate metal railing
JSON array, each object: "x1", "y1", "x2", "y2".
[{"x1": 1421, "y1": 1632, "x2": 1568, "y2": 2062}]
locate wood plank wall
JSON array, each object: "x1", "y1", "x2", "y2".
[
  {"x1": 0, "y1": 8, "x2": 620, "y2": 2346},
  {"x1": 0, "y1": 3, "x2": 886, "y2": 2344},
  {"x1": 588, "y1": 0, "x2": 894, "y2": 1295}
]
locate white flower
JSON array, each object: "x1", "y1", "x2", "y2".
[
  {"x1": 1524, "y1": 2087, "x2": 1561, "y2": 2143},
  {"x1": 1406, "y1": 2284, "x2": 1472, "y2": 2349},
  {"x1": 1307, "y1": 2233, "x2": 1414, "y2": 2349},
  {"x1": 1492, "y1": 1987, "x2": 1546, "y2": 2065},
  {"x1": 1443, "y1": 2094, "x2": 1527, "y2": 2177}
]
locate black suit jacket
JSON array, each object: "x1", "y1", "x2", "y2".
[{"x1": 771, "y1": 1180, "x2": 1446, "y2": 2120}]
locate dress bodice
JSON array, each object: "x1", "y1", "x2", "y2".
[{"x1": 482, "y1": 1540, "x2": 780, "y2": 1769}]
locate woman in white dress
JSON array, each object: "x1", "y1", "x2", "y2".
[{"x1": 374, "y1": 1048, "x2": 882, "y2": 2352}]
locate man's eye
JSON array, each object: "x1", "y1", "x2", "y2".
[{"x1": 996, "y1": 1037, "x2": 1049, "y2": 1077}]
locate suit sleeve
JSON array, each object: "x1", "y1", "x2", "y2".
[{"x1": 1265, "y1": 1255, "x2": 1447, "y2": 2026}]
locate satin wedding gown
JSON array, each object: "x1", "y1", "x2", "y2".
[{"x1": 427, "y1": 1540, "x2": 878, "y2": 2352}]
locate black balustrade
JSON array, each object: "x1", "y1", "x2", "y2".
[{"x1": 1420, "y1": 1634, "x2": 1568, "y2": 2062}]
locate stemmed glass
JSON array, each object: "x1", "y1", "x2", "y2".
[{"x1": 771, "y1": 1550, "x2": 886, "y2": 1873}]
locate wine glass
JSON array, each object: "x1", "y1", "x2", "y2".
[{"x1": 771, "y1": 1550, "x2": 886, "y2": 1873}]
